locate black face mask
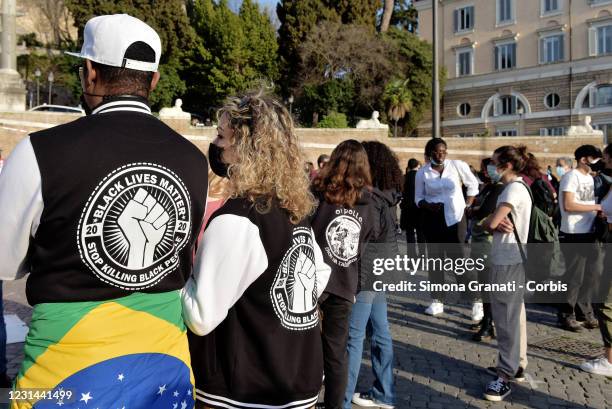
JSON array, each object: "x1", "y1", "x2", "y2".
[
  {"x1": 80, "y1": 94, "x2": 93, "y2": 116},
  {"x1": 208, "y1": 143, "x2": 229, "y2": 178},
  {"x1": 588, "y1": 160, "x2": 605, "y2": 173}
]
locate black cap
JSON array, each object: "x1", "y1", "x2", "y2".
[{"x1": 574, "y1": 145, "x2": 602, "y2": 161}]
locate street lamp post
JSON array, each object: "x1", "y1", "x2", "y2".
[
  {"x1": 34, "y1": 68, "x2": 41, "y2": 106},
  {"x1": 288, "y1": 95, "x2": 294, "y2": 116},
  {"x1": 48, "y1": 72, "x2": 54, "y2": 105},
  {"x1": 432, "y1": 0, "x2": 440, "y2": 139}
]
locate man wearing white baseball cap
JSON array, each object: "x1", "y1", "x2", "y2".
[{"x1": 0, "y1": 14, "x2": 207, "y2": 407}]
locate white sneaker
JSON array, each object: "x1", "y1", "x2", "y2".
[
  {"x1": 471, "y1": 301, "x2": 484, "y2": 322},
  {"x1": 580, "y1": 357, "x2": 612, "y2": 377},
  {"x1": 352, "y1": 393, "x2": 394, "y2": 409},
  {"x1": 425, "y1": 301, "x2": 444, "y2": 316}
]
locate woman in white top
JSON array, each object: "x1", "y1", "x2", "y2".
[
  {"x1": 581, "y1": 143, "x2": 612, "y2": 377},
  {"x1": 414, "y1": 138, "x2": 479, "y2": 317},
  {"x1": 482, "y1": 145, "x2": 532, "y2": 402}
]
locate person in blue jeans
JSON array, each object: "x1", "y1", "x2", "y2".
[
  {"x1": 344, "y1": 141, "x2": 401, "y2": 409},
  {"x1": 0, "y1": 283, "x2": 9, "y2": 387}
]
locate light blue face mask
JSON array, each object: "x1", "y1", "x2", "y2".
[
  {"x1": 487, "y1": 164, "x2": 501, "y2": 183},
  {"x1": 556, "y1": 166, "x2": 566, "y2": 178}
]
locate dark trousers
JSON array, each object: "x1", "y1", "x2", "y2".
[
  {"x1": 595, "y1": 240, "x2": 612, "y2": 348},
  {"x1": 320, "y1": 293, "x2": 354, "y2": 409},
  {"x1": 421, "y1": 207, "x2": 471, "y2": 301},
  {"x1": 405, "y1": 224, "x2": 426, "y2": 259},
  {"x1": 558, "y1": 232, "x2": 600, "y2": 320}
]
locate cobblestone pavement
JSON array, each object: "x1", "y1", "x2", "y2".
[{"x1": 3, "y1": 278, "x2": 611, "y2": 409}]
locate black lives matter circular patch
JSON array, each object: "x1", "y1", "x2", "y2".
[
  {"x1": 77, "y1": 163, "x2": 192, "y2": 290},
  {"x1": 270, "y1": 227, "x2": 319, "y2": 331}
]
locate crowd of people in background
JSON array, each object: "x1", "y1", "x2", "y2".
[{"x1": 0, "y1": 13, "x2": 610, "y2": 409}]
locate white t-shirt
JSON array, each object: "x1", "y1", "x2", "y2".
[
  {"x1": 602, "y1": 190, "x2": 612, "y2": 224},
  {"x1": 492, "y1": 179, "x2": 532, "y2": 266},
  {"x1": 559, "y1": 169, "x2": 596, "y2": 234}
]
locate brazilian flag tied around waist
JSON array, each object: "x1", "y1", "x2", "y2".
[{"x1": 12, "y1": 291, "x2": 195, "y2": 409}]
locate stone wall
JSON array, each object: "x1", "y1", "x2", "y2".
[{"x1": 0, "y1": 112, "x2": 605, "y2": 170}]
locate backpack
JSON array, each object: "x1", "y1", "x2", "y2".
[
  {"x1": 509, "y1": 181, "x2": 563, "y2": 283},
  {"x1": 530, "y1": 178, "x2": 558, "y2": 218}
]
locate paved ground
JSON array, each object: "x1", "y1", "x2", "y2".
[{"x1": 3, "y1": 277, "x2": 611, "y2": 409}]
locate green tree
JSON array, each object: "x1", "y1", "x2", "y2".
[
  {"x1": 65, "y1": 0, "x2": 198, "y2": 110},
  {"x1": 277, "y1": 0, "x2": 338, "y2": 91},
  {"x1": 296, "y1": 22, "x2": 396, "y2": 125},
  {"x1": 184, "y1": 0, "x2": 279, "y2": 112},
  {"x1": 334, "y1": 0, "x2": 379, "y2": 27},
  {"x1": 384, "y1": 28, "x2": 445, "y2": 136},
  {"x1": 383, "y1": 78, "x2": 413, "y2": 137}
]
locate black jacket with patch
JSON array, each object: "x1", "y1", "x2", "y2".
[
  {"x1": 183, "y1": 198, "x2": 331, "y2": 408},
  {"x1": 310, "y1": 189, "x2": 377, "y2": 302},
  {"x1": 3, "y1": 98, "x2": 208, "y2": 305}
]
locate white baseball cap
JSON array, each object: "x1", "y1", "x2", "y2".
[{"x1": 66, "y1": 14, "x2": 162, "y2": 72}]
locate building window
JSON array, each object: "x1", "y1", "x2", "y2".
[
  {"x1": 540, "y1": 34, "x2": 564, "y2": 63},
  {"x1": 496, "y1": 128, "x2": 518, "y2": 137},
  {"x1": 456, "y1": 49, "x2": 473, "y2": 76},
  {"x1": 494, "y1": 43, "x2": 517, "y2": 70},
  {"x1": 497, "y1": 0, "x2": 514, "y2": 24},
  {"x1": 544, "y1": 93, "x2": 561, "y2": 109},
  {"x1": 540, "y1": 127, "x2": 565, "y2": 136},
  {"x1": 591, "y1": 24, "x2": 612, "y2": 56},
  {"x1": 596, "y1": 85, "x2": 612, "y2": 106},
  {"x1": 454, "y1": 6, "x2": 475, "y2": 33},
  {"x1": 589, "y1": 0, "x2": 612, "y2": 6},
  {"x1": 542, "y1": 0, "x2": 561, "y2": 14},
  {"x1": 458, "y1": 103, "x2": 471, "y2": 117},
  {"x1": 593, "y1": 122, "x2": 612, "y2": 143}
]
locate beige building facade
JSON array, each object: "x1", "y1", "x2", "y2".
[{"x1": 415, "y1": 0, "x2": 612, "y2": 142}]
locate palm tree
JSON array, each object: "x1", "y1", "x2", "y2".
[
  {"x1": 383, "y1": 78, "x2": 413, "y2": 137},
  {"x1": 381, "y1": 0, "x2": 395, "y2": 32}
]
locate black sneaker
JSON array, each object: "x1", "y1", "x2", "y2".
[
  {"x1": 486, "y1": 366, "x2": 525, "y2": 382},
  {"x1": 513, "y1": 367, "x2": 526, "y2": 382},
  {"x1": 472, "y1": 323, "x2": 495, "y2": 342},
  {"x1": 484, "y1": 377, "x2": 512, "y2": 401}
]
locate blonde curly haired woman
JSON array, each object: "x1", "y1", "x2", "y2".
[{"x1": 182, "y1": 90, "x2": 331, "y2": 409}]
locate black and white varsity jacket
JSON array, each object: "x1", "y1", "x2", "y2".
[
  {"x1": 310, "y1": 189, "x2": 377, "y2": 302},
  {"x1": 0, "y1": 97, "x2": 208, "y2": 304},
  {"x1": 182, "y1": 197, "x2": 332, "y2": 409}
]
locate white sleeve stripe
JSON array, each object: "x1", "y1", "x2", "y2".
[
  {"x1": 0, "y1": 136, "x2": 44, "y2": 280},
  {"x1": 182, "y1": 213, "x2": 268, "y2": 336},
  {"x1": 311, "y1": 227, "x2": 331, "y2": 298}
]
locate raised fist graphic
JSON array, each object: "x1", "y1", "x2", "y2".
[
  {"x1": 118, "y1": 188, "x2": 170, "y2": 268},
  {"x1": 291, "y1": 251, "x2": 316, "y2": 313}
]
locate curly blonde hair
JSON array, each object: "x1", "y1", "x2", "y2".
[{"x1": 218, "y1": 90, "x2": 316, "y2": 224}]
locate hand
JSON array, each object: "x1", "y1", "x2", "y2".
[
  {"x1": 292, "y1": 251, "x2": 316, "y2": 313},
  {"x1": 495, "y1": 216, "x2": 514, "y2": 234},
  {"x1": 118, "y1": 188, "x2": 170, "y2": 268}
]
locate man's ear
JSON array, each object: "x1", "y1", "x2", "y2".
[
  {"x1": 85, "y1": 60, "x2": 97, "y2": 88},
  {"x1": 150, "y1": 71, "x2": 160, "y2": 93}
]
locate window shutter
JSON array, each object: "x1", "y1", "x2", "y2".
[
  {"x1": 493, "y1": 98, "x2": 501, "y2": 116},
  {"x1": 494, "y1": 46, "x2": 499, "y2": 70},
  {"x1": 589, "y1": 27, "x2": 598, "y2": 57},
  {"x1": 469, "y1": 7, "x2": 475, "y2": 30},
  {"x1": 539, "y1": 38, "x2": 545, "y2": 64},
  {"x1": 559, "y1": 35, "x2": 565, "y2": 61},
  {"x1": 454, "y1": 9, "x2": 459, "y2": 32},
  {"x1": 540, "y1": 128, "x2": 547, "y2": 136},
  {"x1": 456, "y1": 53, "x2": 461, "y2": 77},
  {"x1": 512, "y1": 95, "x2": 518, "y2": 114},
  {"x1": 511, "y1": 43, "x2": 517, "y2": 68}
]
